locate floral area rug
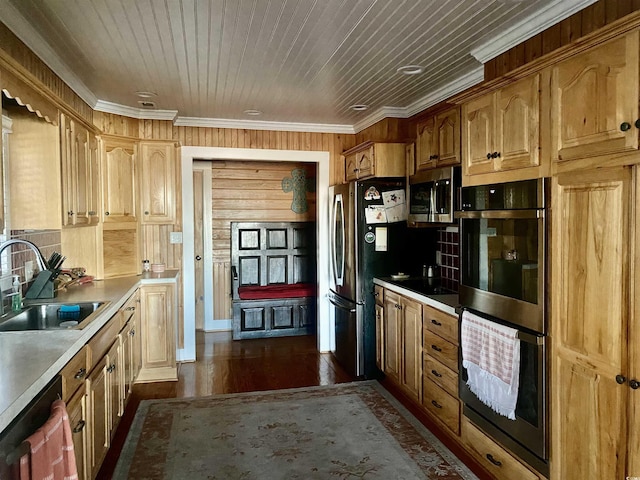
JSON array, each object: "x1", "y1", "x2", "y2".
[{"x1": 114, "y1": 381, "x2": 478, "y2": 479}]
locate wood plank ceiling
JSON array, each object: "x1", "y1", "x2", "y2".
[{"x1": 1, "y1": 0, "x2": 595, "y2": 131}]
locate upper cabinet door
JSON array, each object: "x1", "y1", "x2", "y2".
[
  {"x1": 434, "y1": 107, "x2": 460, "y2": 167},
  {"x1": 139, "y1": 141, "x2": 176, "y2": 224},
  {"x1": 462, "y1": 92, "x2": 495, "y2": 176},
  {"x1": 416, "y1": 116, "x2": 437, "y2": 171},
  {"x1": 102, "y1": 138, "x2": 136, "y2": 223},
  {"x1": 551, "y1": 30, "x2": 640, "y2": 163},
  {"x1": 495, "y1": 74, "x2": 540, "y2": 171},
  {"x1": 72, "y1": 121, "x2": 91, "y2": 226}
]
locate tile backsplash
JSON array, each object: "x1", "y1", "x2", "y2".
[{"x1": 437, "y1": 226, "x2": 459, "y2": 292}]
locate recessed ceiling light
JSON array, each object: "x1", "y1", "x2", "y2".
[
  {"x1": 138, "y1": 100, "x2": 156, "y2": 109},
  {"x1": 349, "y1": 104, "x2": 368, "y2": 111},
  {"x1": 243, "y1": 109, "x2": 262, "y2": 116},
  {"x1": 135, "y1": 91, "x2": 157, "y2": 99},
  {"x1": 397, "y1": 65, "x2": 425, "y2": 75}
]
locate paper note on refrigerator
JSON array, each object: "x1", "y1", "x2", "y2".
[
  {"x1": 382, "y1": 189, "x2": 405, "y2": 208},
  {"x1": 375, "y1": 227, "x2": 388, "y2": 251},
  {"x1": 365, "y1": 206, "x2": 387, "y2": 224}
]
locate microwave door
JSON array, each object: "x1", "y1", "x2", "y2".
[{"x1": 433, "y1": 178, "x2": 452, "y2": 222}]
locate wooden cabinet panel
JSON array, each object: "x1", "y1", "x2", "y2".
[
  {"x1": 375, "y1": 303, "x2": 384, "y2": 371},
  {"x1": 374, "y1": 285, "x2": 383, "y2": 306},
  {"x1": 87, "y1": 355, "x2": 109, "y2": 479},
  {"x1": 106, "y1": 340, "x2": 121, "y2": 439},
  {"x1": 551, "y1": 167, "x2": 631, "y2": 480},
  {"x1": 67, "y1": 387, "x2": 88, "y2": 480},
  {"x1": 416, "y1": 116, "x2": 437, "y2": 171},
  {"x1": 60, "y1": 345, "x2": 89, "y2": 401},
  {"x1": 550, "y1": 31, "x2": 639, "y2": 164},
  {"x1": 463, "y1": 93, "x2": 495, "y2": 176},
  {"x1": 102, "y1": 137, "x2": 136, "y2": 223},
  {"x1": 416, "y1": 107, "x2": 460, "y2": 171},
  {"x1": 139, "y1": 141, "x2": 176, "y2": 224},
  {"x1": 424, "y1": 355, "x2": 458, "y2": 397},
  {"x1": 424, "y1": 330, "x2": 458, "y2": 373},
  {"x1": 424, "y1": 305, "x2": 458, "y2": 345},
  {"x1": 423, "y1": 378, "x2": 460, "y2": 435},
  {"x1": 382, "y1": 290, "x2": 401, "y2": 382},
  {"x1": 400, "y1": 296, "x2": 422, "y2": 402},
  {"x1": 343, "y1": 142, "x2": 405, "y2": 181},
  {"x1": 462, "y1": 417, "x2": 539, "y2": 480}
]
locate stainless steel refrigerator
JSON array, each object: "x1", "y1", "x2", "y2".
[{"x1": 329, "y1": 179, "x2": 407, "y2": 378}]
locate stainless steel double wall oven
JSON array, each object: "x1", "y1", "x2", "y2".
[{"x1": 456, "y1": 178, "x2": 549, "y2": 476}]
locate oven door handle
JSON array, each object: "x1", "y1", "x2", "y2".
[{"x1": 455, "y1": 209, "x2": 542, "y2": 219}]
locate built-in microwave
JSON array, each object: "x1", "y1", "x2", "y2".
[{"x1": 407, "y1": 166, "x2": 460, "y2": 225}]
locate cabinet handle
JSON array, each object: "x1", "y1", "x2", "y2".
[
  {"x1": 616, "y1": 374, "x2": 627, "y2": 385},
  {"x1": 353, "y1": 168, "x2": 359, "y2": 173},
  {"x1": 105, "y1": 211, "x2": 110, "y2": 216},
  {"x1": 621, "y1": 122, "x2": 632, "y2": 132},
  {"x1": 431, "y1": 400, "x2": 442, "y2": 409},
  {"x1": 373, "y1": 292, "x2": 379, "y2": 297},
  {"x1": 491, "y1": 152, "x2": 501, "y2": 158},
  {"x1": 130, "y1": 329, "x2": 136, "y2": 336},
  {"x1": 395, "y1": 304, "x2": 402, "y2": 310},
  {"x1": 486, "y1": 454, "x2": 502, "y2": 467},
  {"x1": 107, "y1": 364, "x2": 116, "y2": 373},
  {"x1": 430, "y1": 319, "x2": 442, "y2": 326},
  {"x1": 431, "y1": 344, "x2": 442, "y2": 352},
  {"x1": 68, "y1": 211, "x2": 74, "y2": 216},
  {"x1": 486, "y1": 153, "x2": 492, "y2": 160},
  {"x1": 635, "y1": 119, "x2": 640, "y2": 129},
  {"x1": 74, "y1": 368, "x2": 86, "y2": 380},
  {"x1": 144, "y1": 211, "x2": 150, "y2": 215},
  {"x1": 72, "y1": 420, "x2": 86, "y2": 433},
  {"x1": 126, "y1": 306, "x2": 135, "y2": 311},
  {"x1": 431, "y1": 369, "x2": 442, "y2": 378},
  {"x1": 88, "y1": 211, "x2": 96, "y2": 216},
  {"x1": 630, "y1": 379, "x2": 640, "y2": 390}
]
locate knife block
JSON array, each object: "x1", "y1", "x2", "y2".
[{"x1": 24, "y1": 271, "x2": 56, "y2": 299}]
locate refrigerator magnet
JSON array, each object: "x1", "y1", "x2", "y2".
[
  {"x1": 375, "y1": 227, "x2": 388, "y2": 251},
  {"x1": 364, "y1": 186, "x2": 381, "y2": 200}
]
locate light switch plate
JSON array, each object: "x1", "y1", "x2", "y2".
[{"x1": 170, "y1": 232, "x2": 183, "y2": 244}]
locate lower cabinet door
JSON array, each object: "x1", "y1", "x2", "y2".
[
  {"x1": 87, "y1": 356, "x2": 109, "y2": 479},
  {"x1": 67, "y1": 387, "x2": 88, "y2": 480}
]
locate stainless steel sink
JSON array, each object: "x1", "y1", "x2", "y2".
[{"x1": 0, "y1": 302, "x2": 107, "y2": 332}]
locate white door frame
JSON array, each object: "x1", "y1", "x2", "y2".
[{"x1": 179, "y1": 146, "x2": 331, "y2": 362}]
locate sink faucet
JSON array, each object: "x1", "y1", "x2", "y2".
[{"x1": 0, "y1": 240, "x2": 48, "y2": 314}]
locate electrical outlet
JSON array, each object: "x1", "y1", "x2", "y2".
[
  {"x1": 170, "y1": 232, "x2": 183, "y2": 244},
  {"x1": 25, "y1": 260, "x2": 34, "y2": 282},
  {"x1": 484, "y1": 227, "x2": 497, "y2": 237}
]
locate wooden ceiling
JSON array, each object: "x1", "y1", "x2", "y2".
[{"x1": 0, "y1": 0, "x2": 596, "y2": 132}]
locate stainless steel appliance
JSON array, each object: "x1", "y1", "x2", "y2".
[
  {"x1": 408, "y1": 166, "x2": 460, "y2": 225},
  {"x1": 456, "y1": 178, "x2": 549, "y2": 477},
  {"x1": 329, "y1": 179, "x2": 406, "y2": 378}
]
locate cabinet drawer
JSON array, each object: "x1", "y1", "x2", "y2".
[
  {"x1": 423, "y1": 379, "x2": 460, "y2": 435},
  {"x1": 88, "y1": 317, "x2": 119, "y2": 370},
  {"x1": 119, "y1": 292, "x2": 138, "y2": 329},
  {"x1": 60, "y1": 346, "x2": 89, "y2": 401},
  {"x1": 424, "y1": 330, "x2": 458, "y2": 372},
  {"x1": 462, "y1": 417, "x2": 539, "y2": 480},
  {"x1": 424, "y1": 305, "x2": 458, "y2": 345},
  {"x1": 374, "y1": 285, "x2": 384, "y2": 306},
  {"x1": 424, "y1": 355, "x2": 458, "y2": 397}
]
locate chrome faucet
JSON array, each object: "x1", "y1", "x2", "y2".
[{"x1": 0, "y1": 240, "x2": 48, "y2": 314}]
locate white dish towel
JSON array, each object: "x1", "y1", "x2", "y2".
[{"x1": 461, "y1": 310, "x2": 521, "y2": 420}]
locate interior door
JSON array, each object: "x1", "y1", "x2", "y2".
[{"x1": 193, "y1": 169, "x2": 205, "y2": 330}]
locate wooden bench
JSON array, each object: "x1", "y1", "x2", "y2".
[{"x1": 231, "y1": 221, "x2": 316, "y2": 339}]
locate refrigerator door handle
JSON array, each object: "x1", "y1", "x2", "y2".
[
  {"x1": 332, "y1": 193, "x2": 346, "y2": 286},
  {"x1": 328, "y1": 295, "x2": 356, "y2": 313}
]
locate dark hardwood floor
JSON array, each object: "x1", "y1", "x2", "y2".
[{"x1": 98, "y1": 331, "x2": 353, "y2": 479}]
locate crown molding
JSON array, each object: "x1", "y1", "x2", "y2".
[
  {"x1": 94, "y1": 100, "x2": 178, "y2": 121},
  {"x1": 470, "y1": 0, "x2": 599, "y2": 63},
  {"x1": 0, "y1": 0, "x2": 98, "y2": 107},
  {"x1": 352, "y1": 107, "x2": 407, "y2": 133},
  {"x1": 173, "y1": 116, "x2": 355, "y2": 134}
]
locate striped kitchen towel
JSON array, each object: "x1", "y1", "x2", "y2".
[{"x1": 461, "y1": 310, "x2": 520, "y2": 420}]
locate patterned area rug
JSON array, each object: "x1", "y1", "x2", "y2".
[{"x1": 114, "y1": 381, "x2": 478, "y2": 479}]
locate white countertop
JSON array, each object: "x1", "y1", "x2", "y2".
[
  {"x1": 373, "y1": 277, "x2": 459, "y2": 316},
  {"x1": 0, "y1": 270, "x2": 179, "y2": 434}
]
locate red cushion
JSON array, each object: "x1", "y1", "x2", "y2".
[{"x1": 238, "y1": 283, "x2": 316, "y2": 300}]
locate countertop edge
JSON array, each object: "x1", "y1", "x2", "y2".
[{"x1": 0, "y1": 270, "x2": 180, "y2": 433}]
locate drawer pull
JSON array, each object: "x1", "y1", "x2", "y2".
[
  {"x1": 431, "y1": 369, "x2": 442, "y2": 378},
  {"x1": 486, "y1": 453, "x2": 502, "y2": 467},
  {"x1": 431, "y1": 400, "x2": 442, "y2": 409},
  {"x1": 431, "y1": 344, "x2": 442, "y2": 352},
  {"x1": 72, "y1": 420, "x2": 86, "y2": 433},
  {"x1": 430, "y1": 319, "x2": 442, "y2": 326},
  {"x1": 73, "y1": 368, "x2": 86, "y2": 380},
  {"x1": 107, "y1": 364, "x2": 116, "y2": 373}
]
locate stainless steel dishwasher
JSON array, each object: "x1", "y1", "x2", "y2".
[{"x1": 0, "y1": 375, "x2": 63, "y2": 478}]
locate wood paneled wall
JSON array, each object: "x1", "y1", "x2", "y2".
[{"x1": 485, "y1": 0, "x2": 640, "y2": 80}]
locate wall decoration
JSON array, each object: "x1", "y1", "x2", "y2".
[{"x1": 282, "y1": 168, "x2": 315, "y2": 214}]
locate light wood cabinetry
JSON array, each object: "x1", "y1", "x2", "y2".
[
  {"x1": 550, "y1": 30, "x2": 640, "y2": 168},
  {"x1": 86, "y1": 355, "x2": 108, "y2": 479},
  {"x1": 60, "y1": 113, "x2": 100, "y2": 227},
  {"x1": 374, "y1": 285, "x2": 384, "y2": 370},
  {"x1": 416, "y1": 107, "x2": 460, "y2": 171},
  {"x1": 343, "y1": 142, "x2": 406, "y2": 181},
  {"x1": 139, "y1": 141, "x2": 177, "y2": 224},
  {"x1": 381, "y1": 289, "x2": 422, "y2": 402},
  {"x1": 67, "y1": 387, "x2": 88, "y2": 480},
  {"x1": 102, "y1": 136, "x2": 137, "y2": 224},
  {"x1": 551, "y1": 166, "x2": 639, "y2": 480},
  {"x1": 462, "y1": 74, "x2": 541, "y2": 178},
  {"x1": 422, "y1": 304, "x2": 461, "y2": 435},
  {"x1": 462, "y1": 417, "x2": 540, "y2": 480},
  {"x1": 137, "y1": 283, "x2": 177, "y2": 382}
]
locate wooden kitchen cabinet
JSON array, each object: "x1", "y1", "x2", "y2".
[
  {"x1": 67, "y1": 385, "x2": 88, "y2": 480},
  {"x1": 462, "y1": 74, "x2": 540, "y2": 178},
  {"x1": 139, "y1": 140, "x2": 177, "y2": 224},
  {"x1": 381, "y1": 289, "x2": 422, "y2": 402},
  {"x1": 102, "y1": 135, "x2": 137, "y2": 224},
  {"x1": 343, "y1": 142, "x2": 406, "y2": 181},
  {"x1": 550, "y1": 30, "x2": 640, "y2": 169},
  {"x1": 137, "y1": 283, "x2": 177, "y2": 382},
  {"x1": 416, "y1": 106, "x2": 460, "y2": 171},
  {"x1": 551, "y1": 166, "x2": 639, "y2": 480},
  {"x1": 374, "y1": 285, "x2": 384, "y2": 371},
  {"x1": 60, "y1": 113, "x2": 100, "y2": 227},
  {"x1": 86, "y1": 355, "x2": 108, "y2": 479}
]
